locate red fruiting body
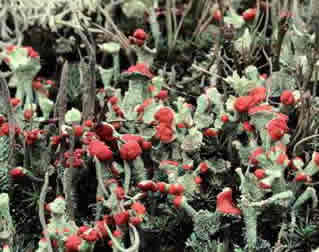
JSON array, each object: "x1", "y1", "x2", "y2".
[
  {"x1": 313, "y1": 152, "x2": 319, "y2": 166},
  {"x1": 32, "y1": 80, "x2": 43, "y2": 90},
  {"x1": 234, "y1": 96, "x2": 255, "y2": 112},
  {"x1": 168, "y1": 184, "x2": 184, "y2": 195},
  {"x1": 113, "y1": 230, "x2": 123, "y2": 238},
  {"x1": 133, "y1": 29, "x2": 147, "y2": 41},
  {"x1": 216, "y1": 188, "x2": 241, "y2": 215},
  {"x1": 259, "y1": 182, "x2": 271, "y2": 189},
  {"x1": 9, "y1": 167, "x2": 25, "y2": 178},
  {"x1": 0, "y1": 123, "x2": 20, "y2": 136},
  {"x1": 122, "y1": 134, "x2": 144, "y2": 144},
  {"x1": 130, "y1": 216, "x2": 142, "y2": 225},
  {"x1": 254, "y1": 169, "x2": 266, "y2": 179},
  {"x1": 155, "y1": 123, "x2": 174, "y2": 143},
  {"x1": 280, "y1": 90, "x2": 295, "y2": 105},
  {"x1": 73, "y1": 125, "x2": 83, "y2": 137},
  {"x1": 24, "y1": 129, "x2": 42, "y2": 145},
  {"x1": 267, "y1": 115, "x2": 289, "y2": 141},
  {"x1": 131, "y1": 202, "x2": 146, "y2": 215},
  {"x1": 46, "y1": 80, "x2": 54, "y2": 86},
  {"x1": 157, "y1": 182, "x2": 168, "y2": 193},
  {"x1": 95, "y1": 123, "x2": 115, "y2": 142},
  {"x1": 221, "y1": 115, "x2": 229, "y2": 123},
  {"x1": 249, "y1": 86, "x2": 267, "y2": 105},
  {"x1": 289, "y1": 157, "x2": 303, "y2": 170},
  {"x1": 10, "y1": 98, "x2": 20, "y2": 107},
  {"x1": 88, "y1": 140, "x2": 113, "y2": 161},
  {"x1": 77, "y1": 226, "x2": 90, "y2": 235},
  {"x1": 125, "y1": 63, "x2": 153, "y2": 79},
  {"x1": 24, "y1": 109, "x2": 33, "y2": 120},
  {"x1": 137, "y1": 180, "x2": 157, "y2": 192},
  {"x1": 84, "y1": 120, "x2": 94, "y2": 128},
  {"x1": 65, "y1": 235, "x2": 82, "y2": 252},
  {"x1": 154, "y1": 107, "x2": 175, "y2": 126},
  {"x1": 147, "y1": 85, "x2": 156, "y2": 93},
  {"x1": 95, "y1": 220, "x2": 108, "y2": 238},
  {"x1": 173, "y1": 196, "x2": 183, "y2": 208},
  {"x1": 199, "y1": 162, "x2": 209, "y2": 173},
  {"x1": 195, "y1": 176, "x2": 202, "y2": 184},
  {"x1": 243, "y1": 8, "x2": 257, "y2": 21},
  {"x1": 156, "y1": 90, "x2": 169, "y2": 100},
  {"x1": 243, "y1": 121, "x2": 254, "y2": 132},
  {"x1": 177, "y1": 123, "x2": 186, "y2": 129},
  {"x1": 160, "y1": 160, "x2": 179, "y2": 167},
  {"x1": 249, "y1": 147, "x2": 264, "y2": 165},
  {"x1": 248, "y1": 104, "x2": 273, "y2": 115},
  {"x1": 81, "y1": 229, "x2": 100, "y2": 242},
  {"x1": 141, "y1": 141, "x2": 152, "y2": 151},
  {"x1": 108, "y1": 96, "x2": 118, "y2": 105},
  {"x1": 204, "y1": 128, "x2": 218, "y2": 137},
  {"x1": 120, "y1": 141, "x2": 142, "y2": 160},
  {"x1": 295, "y1": 173, "x2": 311, "y2": 182},
  {"x1": 212, "y1": 10, "x2": 221, "y2": 22},
  {"x1": 24, "y1": 46, "x2": 39, "y2": 58},
  {"x1": 113, "y1": 211, "x2": 130, "y2": 225},
  {"x1": 276, "y1": 152, "x2": 289, "y2": 167},
  {"x1": 115, "y1": 186, "x2": 125, "y2": 200},
  {"x1": 182, "y1": 164, "x2": 192, "y2": 171}
]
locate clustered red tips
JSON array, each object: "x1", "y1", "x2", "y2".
[
  {"x1": 24, "y1": 46, "x2": 39, "y2": 58},
  {"x1": 249, "y1": 86, "x2": 267, "y2": 105},
  {"x1": 115, "y1": 186, "x2": 125, "y2": 200},
  {"x1": 95, "y1": 123, "x2": 115, "y2": 142},
  {"x1": 125, "y1": 63, "x2": 153, "y2": 79},
  {"x1": 73, "y1": 125, "x2": 84, "y2": 137},
  {"x1": 80, "y1": 229, "x2": 100, "y2": 242},
  {"x1": 155, "y1": 90, "x2": 169, "y2": 100},
  {"x1": 234, "y1": 96, "x2": 255, "y2": 113},
  {"x1": 88, "y1": 140, "x2": 113, "y2": 161},
  {"x1": 242, "y1": 8, "x2": 257, "y2": 22},
  {"x1": 130, "y1": 29, "x2": 148, "y2": 46},
  {"x1": 154, "y1": 107, "x2": 175, "y2": 126},
  {"x1": 137, "y1": 180, "x2": 158, "y2": 192},
  {"x1": 121, "y1": 134, "x2": 144, "y2": 144},
  {"x1": 254, "y1": 169, "x2": 266, "y2": 180},
  {"x1": 295, "y1": 173, "x2": 311, "y2": 183},
  {"x1": 249, "y1": 147, "x2": 264, "y2": 165},
  {"x1": 131, "y1": 201, "x2": 147, "y2": 216},
  {"x1": 160, "y1": 160, "x2": 179, "y2": 167},
  {"x1": 168, "y1": 184, "x2": 185, "y2": 195},
  {"x1": 266, "y1": 114, "x2": 289, "y2": 141},
  {"x1": 120, "y1": 141, "x2": 142, "y2": 161},
  {"x1": 24, "y1": 109, "x2": 33, "y2": 120},
  {"x1": 65, "y1": 235, "x2": 83, "y2": 252},
  {"x1": 242, "y1": 121, "x2": 254, "y2": 132},
  {"x1": 10, "y1": 98, "x2": 21, "y2": 107},
  {"x1": 216, "y1": 188, "x2": 241, "y2": 215},
  {"x1": 203, "y1": 128, "x2": 218, "y2": 137},
  {"x1": 313, "y1": 152, "x2": 319, "y2": 167},
  {"x1": 155, "y1": 123, "x2": 174, "y2": 143},
  {"x1": 24, "y1": 129, "x2": 44, "y2": 145},
  {"x1": 154, "y1": 107, "x2": 175, "y2": 143},
  {"x1": 199, "y1": 162, "x2": 209, "y2": 173},
  {"x1": 113, "y1": 211, "x2": 130, "y2": 225},
  {"x1": 9, "y1": 167, "x2": 25, "y2": 178},
  {"x1": 280, "y1": 90, "x2": 295, "y2": 105},
  {"x1": 234, "y1": 86, "x2": 267, "y2": 113},
  {"x1": 212, "y1": 9, "x2": 222, "y2": 23},
  {"x1": 0, "y1": 123, "x2": 20, "y2": 136}
]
